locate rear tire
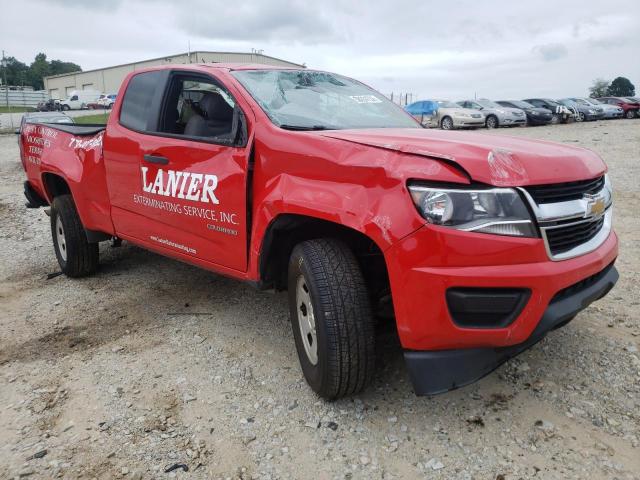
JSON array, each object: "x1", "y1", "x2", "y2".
[
  {"x1": 551, "y1": 114, "x2": 560, "y2": 124},
  {"x1": 51, "y1": 195, "x2": 99, "y2": 277},
  {"x1": 288, "y1": 239, "x2": 375, "y2": 400}
]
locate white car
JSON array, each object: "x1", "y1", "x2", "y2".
[
  {"x1": 60, "y1": 90, "x2": 102, "y2": 111},
  {"x1": 97, "y1": 94, "x2": 117, "y2": 109}
]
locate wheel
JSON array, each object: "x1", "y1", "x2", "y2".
[
  {"x1": 485, "y1": 115, "x2": 498, "y2": 129},
  {"x1": 51, "y1": 195, "x2": 99, "y2": 277},
  {"x1": 80, "y1": 103, "x2": 86, "y2": 110},
  {"x1": 88, "y1": 105, "x2": 94, "y2": 110},
  {"x1": 441, "y1": 116, "x2": 454, "y2": 130},
  {"x1": 626, "y1": 110, "x2": 635, "y2": 119},
  {"x1": 288, "y1": 239, "x2": 375, "y2": 399},
  {"x1": 550, "y1": 114, "x2": 560, "y2": 124},
  {"x1": 61, "y1": 104, "x2": 70, "y2": 111},
  {"x1": 577, "y1": 112, "x2": 585, "y2": 122}
]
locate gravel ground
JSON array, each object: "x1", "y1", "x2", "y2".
[{"x1": 1, "y1": 119, "x2": 639, "y2": 480}]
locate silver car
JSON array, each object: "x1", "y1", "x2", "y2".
[
  {"x1": 429, "y1": 100, "x2": 485, "y2": 130},
  {"x1": 457, "y1": 99, "x2": 527, "y2": 128}
]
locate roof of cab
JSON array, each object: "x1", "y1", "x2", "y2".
[{"x1": 129, "y1": 63, "x2": 304, "y2": 75}]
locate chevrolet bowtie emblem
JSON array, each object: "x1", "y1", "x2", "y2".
[{"x1": 584, "y1": 193, "x2": 606, "y2": 217}]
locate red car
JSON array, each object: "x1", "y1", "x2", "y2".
[
  {"x1": 597, "y1": 96, "x2": 640, "y2": 118},
  {"x1": 19, "y1": 64, "x2": 618, "y2": 398}
]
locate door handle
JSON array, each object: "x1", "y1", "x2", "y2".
[{"x1": 143, "y1": 154, "x2": 169, "y2": 165}]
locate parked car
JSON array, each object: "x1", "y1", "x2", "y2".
[
  {"x1": 19, "y1": 64, "x2": 618, "y2": 399},
  {"x1": 36, "y1": 99, "x2": 61, "y2": 112},
  {"x1": 568, "y1": 98, "x2": 623, "y2": 120},
  {"x1": 558, "y1": 98, "x2": 604, "y2": 122},
  {"x1": 60, "y1": 90, "x2": 102, "y2": 111},
  {"x1": 495, "y1": 100, "x2": 554, "y2": 125},
  {"x1": 420, "y1": 99, "x2": 484, "y2": 129},
  {"x1": 523, "y1": 98, "x2": 575, "y2": 124},
  {"x1": 457, "y1": 99, "x2": 526, "y2": 128},
  {"x1": 16, "y1": 111, "x2": 74, "y2": 133},
  {"x1": 597, "y1": 97, "x2": 639, "y2": 119},
  {"x1": 404, "y1": 100, "x2": 439, "y2": 127}
]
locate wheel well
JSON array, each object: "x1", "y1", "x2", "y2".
[
  {"x1": 42, "y1": 173, "x2": 71, "y2": 200},
  {"x1": 259, "y1": 214, "x2": 390, "y2": 301}
]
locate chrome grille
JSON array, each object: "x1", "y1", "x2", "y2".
[
  {"x1": 519, "y1": 175, "x2": 612, "y2": 261},
  {"x1": 543, "y1": 215, "x2": 606, "y2": 256},
  {"x1": 525, "y1": 176, "x2": 605, "y2": 204}
]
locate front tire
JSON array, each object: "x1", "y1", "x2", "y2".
[
  {"x1": 485, "y1": 115, "x2": 498, "y2": 129},
  {"x1": 51, "y1": 195, "x2": 99, "y2": 277},
  {"x1": 441, "y1": 116, "x2": 454, "y2": 130},
  {"x1": 626, "y1": 110, "x2": 635, "y2": 119},
  {"x1": 288, "y1": 239, "x2": 375, "y2": 400}
]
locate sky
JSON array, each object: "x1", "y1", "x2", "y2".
[{"x1": 1, "y1": 0, "x2": 639, "y2": 101}]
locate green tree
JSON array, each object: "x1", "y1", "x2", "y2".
[
  {"x1": 588, "y1": 78, "x2": 609, "y2": 98},
  {"x1": 607, "y1": 77, "x2": 635, "y2": 97},
  {"x1": 49, "y1": 59, "x2": 82, "y2": 77},
  {"x1": 26, "y1": 53, "x2": 50, "y2": 90},
  {"x1": 0, "y1": 56, "x2": 29, "y2": 87}
]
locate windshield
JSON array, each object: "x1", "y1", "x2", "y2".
[
  {"x1": 587, "y1": 98, "x2": 603, "y2": 104},
  {"x1": 543, "y1": 99, "x2": 561, "y2": 107},
  {"x1": 505, "y1": 100, "x2": 534, "y2": 109},
  {"x1": 232, "y1": 69, "x2": 419, "y2": 130},
  {"x1": 477, "y1": 99, "x2": 501, "y2": 108},
  {"x1": 559, "y1": 99, "x2": 576, "y2": 107},
  {"x1": 436, "y1": 100, "x2": 459, "y2": 108},
  {"x1": 574, "y1": 98, "x2": 592, "y2": 106}
]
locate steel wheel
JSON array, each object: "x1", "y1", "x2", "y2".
[
  {"x1": 296, "y1": 275, "x2": 318, "y2": 365},
  {"x1": 55, "y1": 215, "x2": 67, "y2": 262}
]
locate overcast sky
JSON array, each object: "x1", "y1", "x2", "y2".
[{"x1": 2, "y1": 0, "x2": 639, "y2": 100}]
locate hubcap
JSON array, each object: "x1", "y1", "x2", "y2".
[
  {"x1": 442, "y1": 118, "x2": 452, "y2": 129},
  {"x1": 55, "y1": 215, "x2": 67, "y2": 262},
  {"x1": 296, "y1": 275, "x2": 318, "y2": 365}
]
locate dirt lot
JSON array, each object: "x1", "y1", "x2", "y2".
[{"x1": 1, "y1": 120, "x2": 639, "y2": 480}]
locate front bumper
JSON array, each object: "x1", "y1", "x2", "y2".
[
  {"x1": 384, "y1": 224, "x2": 618, "y2": 393},
  {"x1": 452, "y1": 116, "x2": 484, "y2": 128},
  {"x1": 405, "y1": 262, "x2": 618, "y2": 394}
]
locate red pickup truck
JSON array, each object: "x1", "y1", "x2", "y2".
[{"x1": 19, "y1": 64, "x2": 618, "y2": 398}]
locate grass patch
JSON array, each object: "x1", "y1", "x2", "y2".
[
  {"x1": 0, "y1": 106, "x2": 36, "y2": 113},
  {"x1": 74, "y1": 113, "x2": 109, "y2": 124}
]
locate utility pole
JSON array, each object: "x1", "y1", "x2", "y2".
[{"x1": 1, "y1": 50, "x2": 9, "y2": 108}]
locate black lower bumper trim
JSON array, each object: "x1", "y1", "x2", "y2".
[
  {"x1": 405, "y1": 263, "x2": 618, "y2": 396},
  {"x1": 24, "y1": 181, "x2": 48, "y2": 208}
]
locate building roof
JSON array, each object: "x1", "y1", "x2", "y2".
[{"x1": 44, "y1": 51, "x2": 305, "y2": 80}]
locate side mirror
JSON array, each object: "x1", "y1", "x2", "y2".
[{"x1": 15, "y1": 128, "x2": 20, "y2": 135}]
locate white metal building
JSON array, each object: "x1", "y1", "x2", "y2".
[{"x1": 43, "y1": 51, "x2": 305, "y2": 99}]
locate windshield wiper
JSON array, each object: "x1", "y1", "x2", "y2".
[{"x1": 279, "y1": 124, "x2": 333, "y2": 131}]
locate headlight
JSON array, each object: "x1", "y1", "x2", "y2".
[
  {"x1": 588, "y1": 109, "x2": 595, "y2": 114},
  {"x1": 408, "y1": 184, "x2": 537, "y2": 237},
  {"x1": 530, "y1": 110, "x2": 539, "y2": 115}
]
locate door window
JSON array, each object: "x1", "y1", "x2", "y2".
[
  {"x1": 158, "y1": 75, "x2": 239, "y2": 145},
  {"x1": 119, "y1": 71, "x2": 165, "y2": 132}
]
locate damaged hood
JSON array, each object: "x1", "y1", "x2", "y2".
[{"x1": 319, "y1": 128, "x2": 606, "y2": 186}]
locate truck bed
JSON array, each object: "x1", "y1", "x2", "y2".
[{"x1": 31, "y1": 123, "x2": 106, "y2": 136}]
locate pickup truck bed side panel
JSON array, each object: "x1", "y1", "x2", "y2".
[{"x1": 20, "y1": 124, "x2": 114, "y2": 236}]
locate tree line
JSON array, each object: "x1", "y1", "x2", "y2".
[
  {"x1": 0, "y1": 53, "x2": 81, "y2": 91},
  {"x1": 589, "y1": 76, "x2": 635, "y2": 98}
]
